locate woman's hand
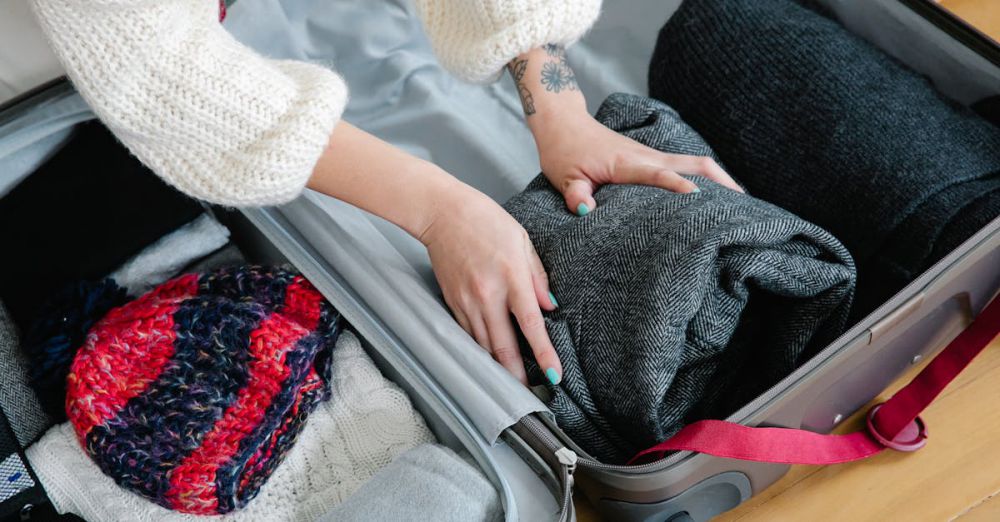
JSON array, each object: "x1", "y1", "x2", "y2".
[
  {"x1": 307, "y1": 122, "x2": 561, "y2": 385},
  {"x1": 419, "y1": 183, "x2": 561, "y2": 385},
  {"x1": 509, "y1": 45, "x2": 743, "y2": 215}
]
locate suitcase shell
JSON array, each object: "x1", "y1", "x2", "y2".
[{"x1": 2, "y1": 1, "x2": 999, "y2": 521}]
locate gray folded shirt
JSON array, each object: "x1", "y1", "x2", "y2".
[
  {"x1": 319, "y1": 443, "x2": 502, "y2": 522},
  {"x1": 503, "y1": 93, "x2": 857, "y2": 463}
]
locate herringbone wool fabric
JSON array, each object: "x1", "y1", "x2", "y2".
[
  {"x1": 649, "y1": 0, "x2": 1000, "y2": 320},
  {"x1": 0, "y1": 299, "x2": 51, "y2": 447},
  {"x1": 504, "y1": 93, "x2": 857, "y2": 463}
]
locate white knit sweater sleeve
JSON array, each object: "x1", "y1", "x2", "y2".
[
  {"x1": 29, "y1": 0, "x2": 348, "y2": 207},
  {"x1": 414, "y1": 0, "x2": 603, "y2": 84}
]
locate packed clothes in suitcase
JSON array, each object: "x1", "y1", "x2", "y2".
[{"x1": 1, "y1": 0, "x2": 999, "y2": 521}]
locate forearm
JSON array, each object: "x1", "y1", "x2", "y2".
[{"x1": 306, "y1": 122, "x2": 470, "y2": 242}]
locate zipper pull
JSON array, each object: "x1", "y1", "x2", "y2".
[{"x1": 555, "y1": 447, "x2": 578, "y2": 485}]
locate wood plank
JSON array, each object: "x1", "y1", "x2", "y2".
[
  {"x1": 939, "y1": 0, "x2": 1000, "y2": 42},
  {"x1": 959, "y1": 491, "x2": 1000, "y2": 522}
]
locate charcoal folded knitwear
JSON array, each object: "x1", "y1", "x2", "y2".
[
  {"x1": 649, "y1": 0, "x2": 1000, "y2": 320},
  {"x1": 503, "y1": 93, "x2": 857, "y2": 463},
  {"x1": 64, "y1": 266, "x2": 342, "y2": 515}
]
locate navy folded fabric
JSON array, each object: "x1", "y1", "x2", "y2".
[
  {"x1": 0, "y1": 121, "x2": 203, "y2": 330},
  {"x1": 504, "y1": 94, "x2": 856, "y2": 463},
  {"x1": 649, "y1": 0, "x2": 1000, "y2": 319}
]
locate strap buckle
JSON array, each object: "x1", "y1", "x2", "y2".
[{"x1": 866, "y1": 403, "x2": 928, "y2": 452}]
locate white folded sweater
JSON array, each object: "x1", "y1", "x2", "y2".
[
  {"x1": 25, "y1": 331, "x2": 437, "y2": 522},
  {"x1": 28, "y1": 0, "x2": 602, "y2": 207}
]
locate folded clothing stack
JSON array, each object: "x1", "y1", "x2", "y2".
[
  {"x1": 504, "y1": 93, "x2": 856, "y2": 463},
  {"x1": 27, "y1": 330, "x2": 441, "y2": 522},
  {"x1": 649, "y1": 0, "x2": 1000, "y2": 319}
]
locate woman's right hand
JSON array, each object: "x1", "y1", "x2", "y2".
[
  {"x1": 419, "y1": 183, "x2": 562, "y2": 385},
  {"x1": 305, "y1": 122, "x2": 559, "y2": 385}
]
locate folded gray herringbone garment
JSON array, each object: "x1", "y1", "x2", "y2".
[{"x1": 503, "y1": 93, "x2": 856, "y2": 463}]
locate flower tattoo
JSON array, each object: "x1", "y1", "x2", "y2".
[
  {"x1": 540, "y1": 62, "x2": 577, "y2": 93},
  {"x1": 507, "y1": 44, "x2": 578, "y2": 117}
]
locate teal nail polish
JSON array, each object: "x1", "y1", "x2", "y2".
[
  {"x1": 548, "y1": 291, "x2": 559, "y2": 308},
  {"x1": 691, "y1": 186, "x2": 701, "y2": 193},
  {"x1": 576, "y1": 203, "x2": 590, "y2": 216},
  {"x1": 545, "y1": 367, "x2": 562, "y2": 385}
]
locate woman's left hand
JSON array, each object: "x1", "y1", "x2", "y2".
[
  {"x1": 509, "y1": 45, "x2": 743, "y2": 215},
  {"x1": 534, "y1": 110, "x2": 743, "y2": 215}
]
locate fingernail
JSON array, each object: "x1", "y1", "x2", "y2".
[
  {"x1": 691, "y1": 186, "x2": 701, "y2": 193},
  {"x1": 545, "y1": 367, "x2": 562, "y2": 385},
  {"x1": 576, "y1": 203, "x2": 590, "y2": 216},
  {"x1": 548, "y1": 291, "x2": 559, "y2": 308}
]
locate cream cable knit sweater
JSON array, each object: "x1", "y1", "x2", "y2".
[
  {"x1": 26, "y1": 331, "x2": 437, "y2": 522},
  {"x1": 28, "y1": 0, "x2": 601, "y2": 207}
]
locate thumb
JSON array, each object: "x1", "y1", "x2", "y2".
[{"x1": 562, "y1": 178, "x2": 597, "y2": 216}]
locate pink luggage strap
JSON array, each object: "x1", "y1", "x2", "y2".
[{"x1": 629, "y1": 294, "x2": 1000, "y2": 465}]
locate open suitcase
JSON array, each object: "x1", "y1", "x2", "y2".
[{"x1": 1, "y1": 0, "x2": 999, "y2": 521}]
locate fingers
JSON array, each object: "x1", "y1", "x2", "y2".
[
  {"x1": 526, "y1": 242, "x2": 557, "y2": 312},
  {"x1": 440, "y1": 241, "x2": 562, "y2": 386},
  {"x1": 509, "y1": 279, "x2": 563, "y2": 385},
  {"x1": 562, "y1": 178, "x2": 597, "y2": 217},
  {"x1": 483, "y1": 300, "x2": 529, "y2": 384},
  {"x1": 655, "y1": 153, "x2": 744, "y2": 193},
  {"x1": 612, "y1": 161, "x2": 700, "y2": 193},
  {"x1": 448, "y1": 297, "x2": 491, "y2": 352}
]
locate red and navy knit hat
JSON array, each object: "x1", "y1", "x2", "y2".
[{"x1": 65, "y1": 266, "x2": 341, "y2": 515}]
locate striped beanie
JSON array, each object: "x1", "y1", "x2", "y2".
[{"x1": 65, "y1": 266, "x2": 342, "y2": 515}]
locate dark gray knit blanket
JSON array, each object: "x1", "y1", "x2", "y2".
[
  {"x1": 503, "y1": 94, "x2": 856, "y2": 463},
  {"x1": 649, "y1": 0, "x2": 1000, "y2": 320}
]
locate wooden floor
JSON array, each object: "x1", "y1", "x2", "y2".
[
  {"x1": 940, "y1": 0, "x2": 1000, "y2": 42},
  {"x1": 574, "y1": 3, "x2": 1000, "y2": 520}
]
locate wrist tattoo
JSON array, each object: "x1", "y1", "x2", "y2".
[
  {"x1": 540, "y1": 44, "x2": 577, "y2": 93},
  {"x1": 507, "y1": 44, "x2": 578, "y2": 118},
  {"x1": 507, "y1": 56, "x2": 536, "y2": 116}
]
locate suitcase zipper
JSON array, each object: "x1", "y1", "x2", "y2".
[
  {"x1": 517, "y1": 415, "x2": 676, "y2": 522},
  {"x1": 519, "y1": 415, "x2": 670, "y2": 473},
  {"x1": 555, "y1": 448, "x2": 577, "y2": 522}
]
